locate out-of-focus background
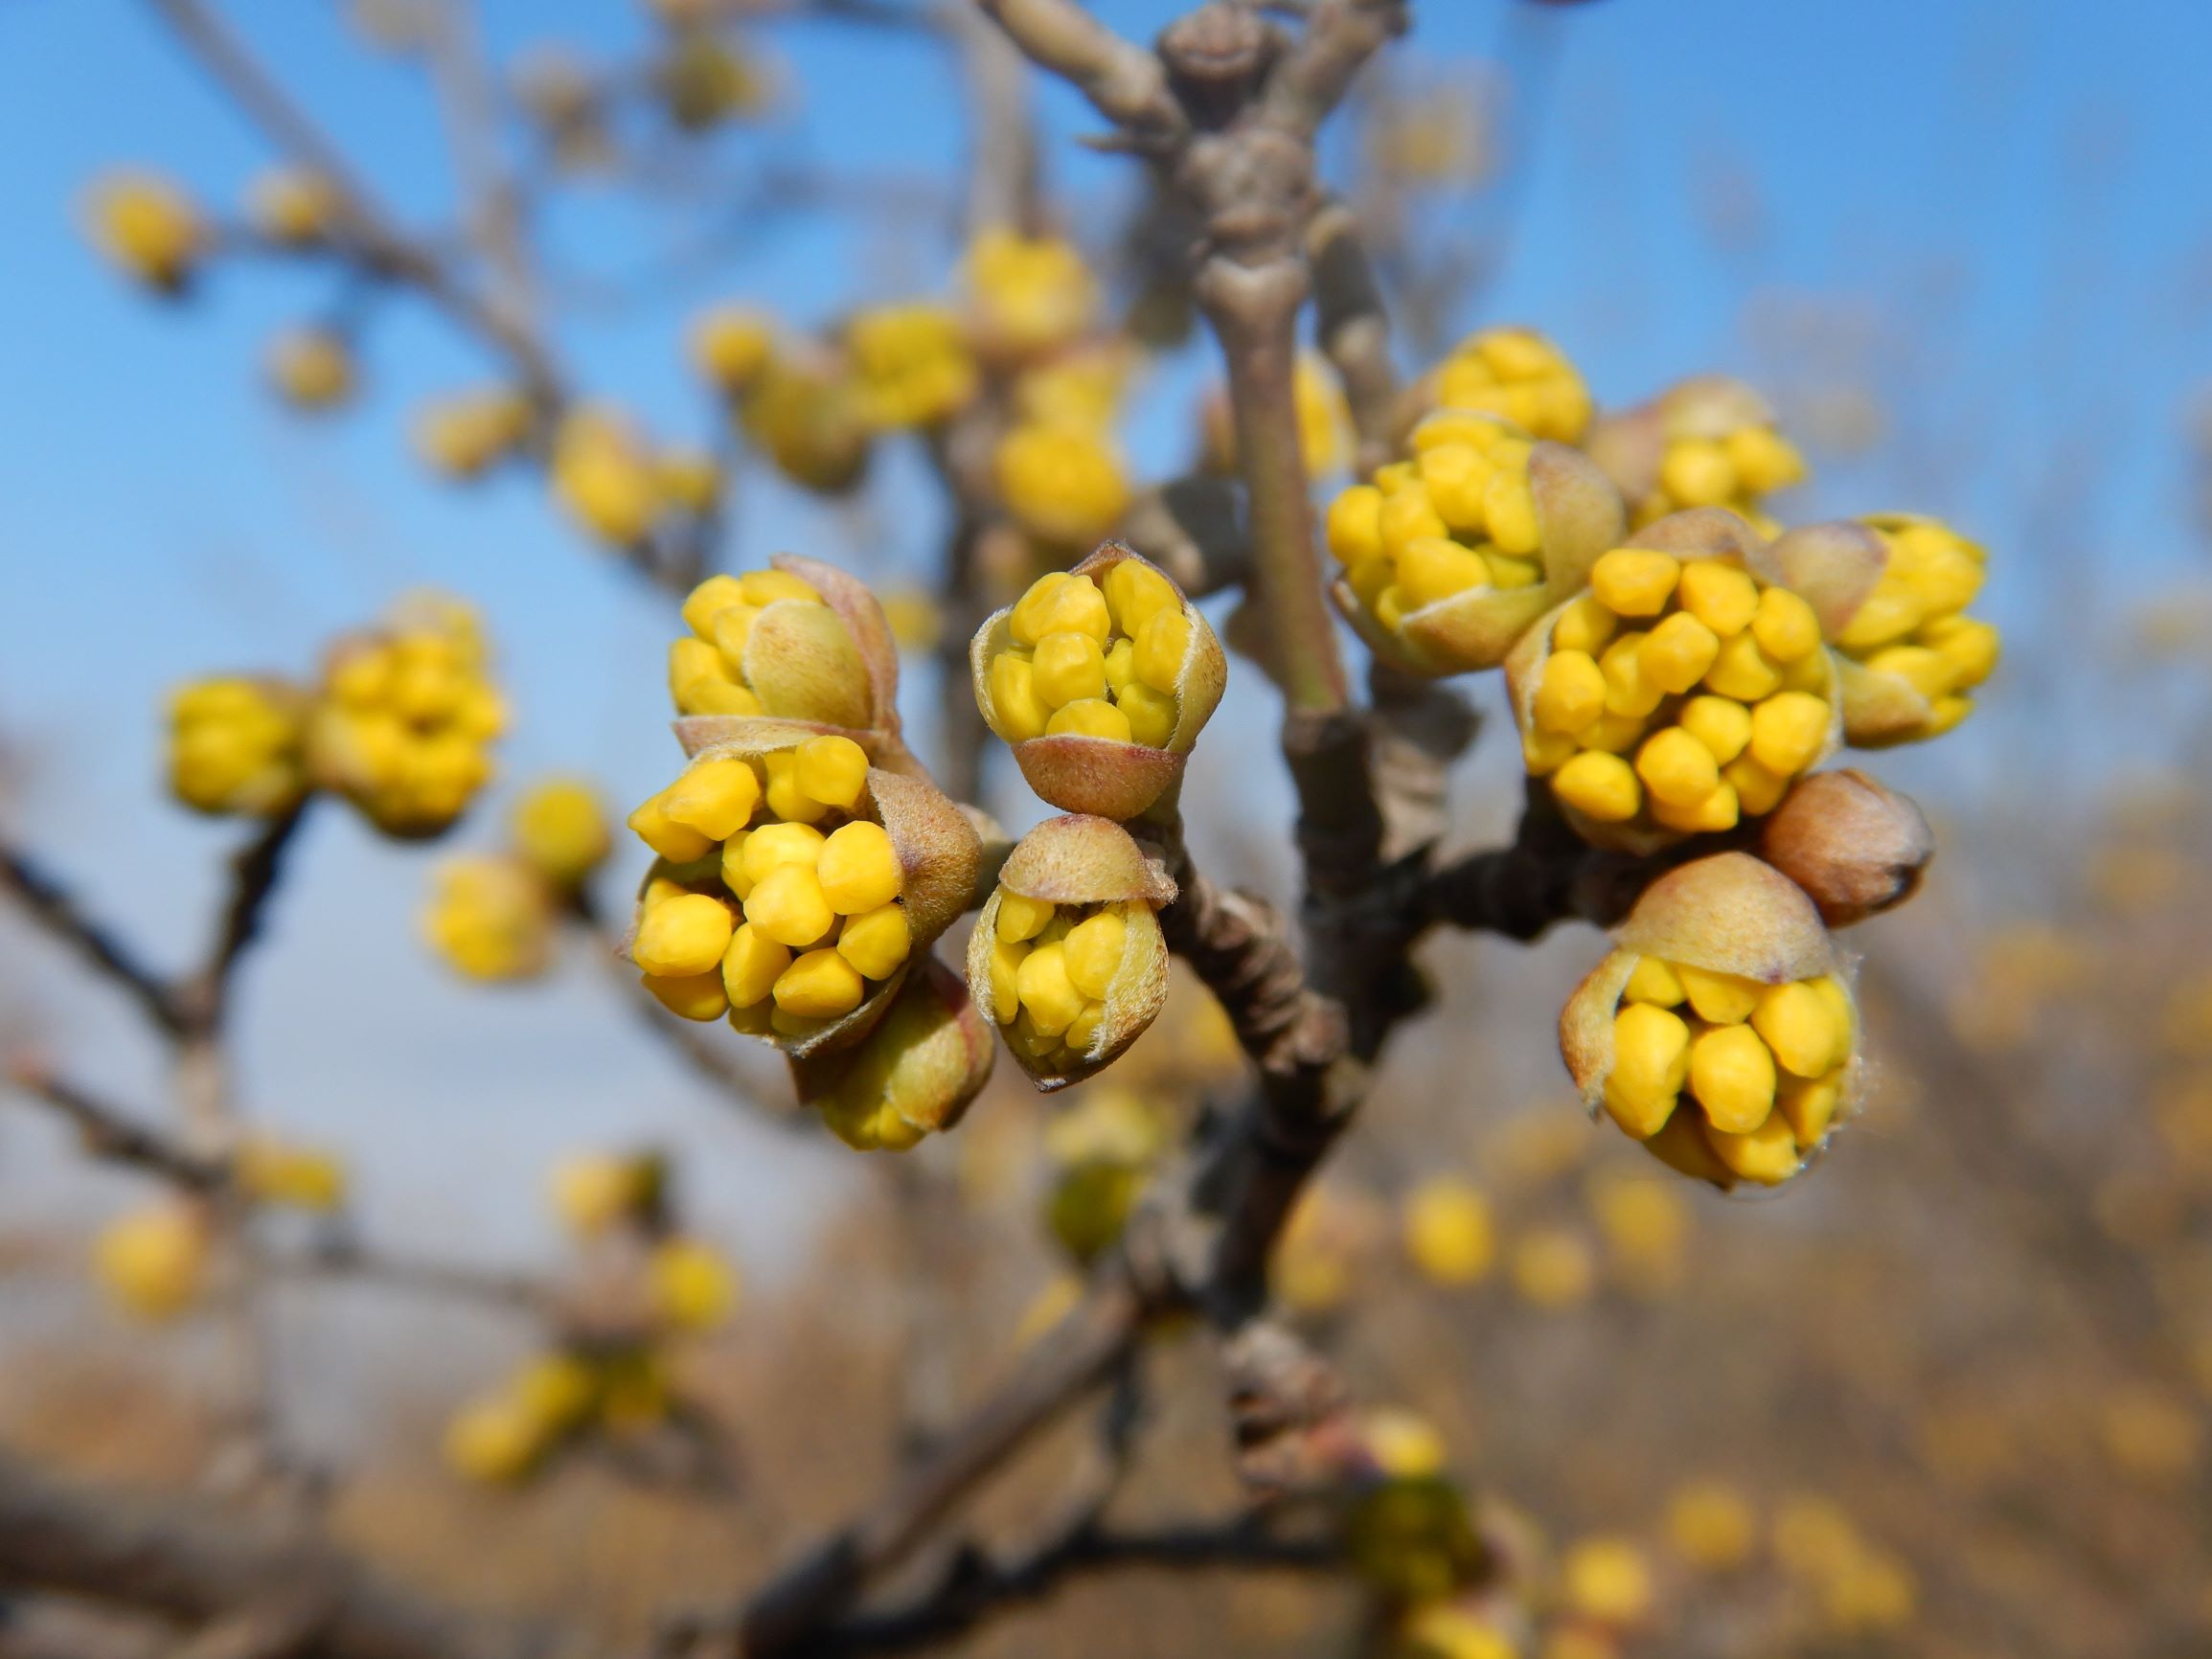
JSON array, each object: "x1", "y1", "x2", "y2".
[{"x1": 4, "y1": 1, "x2": 2212, "y2": 1654}]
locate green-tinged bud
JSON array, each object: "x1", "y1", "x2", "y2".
[
  {"x1": 626, "y1": 735, "x2": 979, "y2": 1060},
  {"x1": 1759, "y1": 769, "x2": 1934, "y2": 927},
  {"x1": 1328, "y1": 409, "x2": 1626, "y2": 677},
  {"x1": 1344, "y1": 1472, "x2": 1488, "y2": 1606},
  {"x1": 965, "y1": 814, "x2": 1175, "y2": 1091},
  {"x1": 1504, "y1": 510, "x2": 1841, "y2": 854},
  {"x1": 970, "y1": 543, "x2": 1227, "y2": 822},
  {"x1": 667, "y1": 556, "x2": 901, "y2": 740},
  {"x1": 739, "y1": 352, "x2": 872, "y2": 495},
  {"x1": 1040, "y1": 1086, "x2": 1169, "y2": 1261},
  {"x1": 549, "y1": 1149, "x2": 665, "y2": 1238},
  {"x1": 1759, "y1": 515, "x2": 1999, "y2": 748},
  {"x1": 1560, "y1": 852, "x2": 1859, "y2": 1191},
  {"x1": 792, "y1": 960, "x2": 994, "y2": 1151}
]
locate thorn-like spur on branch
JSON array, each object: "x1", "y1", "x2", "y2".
[
  {"x1": 1, "y1": 839, "x2": 191, "y2": 1036},
  {"x1": 0, "y1": 1448, "x2": 551, "y2": 1659},
  {"x1": 4, "y1": 1060, "x2": 226, "y2": 1192}
]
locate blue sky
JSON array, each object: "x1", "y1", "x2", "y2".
[{"x1": 2, "y1": 0, "x2": 2209, "y2": 1274}]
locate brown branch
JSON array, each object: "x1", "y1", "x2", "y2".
[
  {"x1": 181, "y1": 800, "x2": 312, "y2": 1039},
  {"x1": 735, "y1": 1280, "x2": 1143, "y2": 1655},
  {"x1": 264, "y1": 1236, "x2": 553, "y2": 1320},
  {"x1": 2, "y1": 1061, "x2": 225, "y2": 1192},
  {"x1": 0, "y1": 839, "x2": 190, "y2": 1036},
  {"x1": 975, "y1": 0, "x2": 1184, "y2": 148},
  {"x1": 0, "y1": 1449, "x2": 552, "y2": 1659},
  {"x1": 139, "y1": 0, "x2": 563, "y2": 406},
  {"x1": 1306, "y1": 198, "x2": 1399, "y2": 475},
  {"x1": 1259, "y1": 0, "x2": 1407, "y2": 139}
]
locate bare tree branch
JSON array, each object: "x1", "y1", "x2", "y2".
[
  {"x1": 3, "y1": 1060, "x2": 225, "y2": 1192},
  {"x1": 975, "y1": 0, "x2": 1185, "y2": 147},
  {"x1": 0, "y1": 840, "x2": 190, "y2": 1036}
]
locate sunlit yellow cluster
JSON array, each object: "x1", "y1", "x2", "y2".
[
  {"x1": 739, "y1": 354, "x2": 873, "y2": 494},
  {"x1": 422, "y1": 854, "x2": 557, "y2": 981},
  {"x1": 963, "y1": 226, "x2": 1097, "y2": 360},
  {"x1": 1329, "y1": 415, "x2": 1552, "y2": 639},
  {"x1": 1429, "y1": 327, "x2": 1591, "y2": 443},
  {"x1": 86, "y1": 170, "x2": 205, "y2": 292},
  {"x1": 985, "y1": 566, "x2": 1189, "y2": 749},
  {"x1": 445, "y1": 1349, "x2": 670, "y2": 1484},
  {"x1": 627, "y1": 736, "x2": 910, "y2": 1034},
  {"x1": 94, "y1": 1202, "x2": 212, "y2": 1322},
  {"x1": 1640, "y1": 394, "x2": 1806, "y2": 529},
  {"x1": 846, "y1": 302, "x2": 978, "y2": 429},
  {"x1": 235, "y1": 1137, "x2": 350, "y2": 1212},
  {"x1": 266, "y1": 328, "x2": 356, "y2": 412},
  {"x1": 167, "y1": 675, "x2": 309, "y2": 817},
  {"x1": 994, "y1": 420, "x2": 1129, "y2": 547},
  {"x1": 413, "y1": 388, "x2": 534, "y2": 480},
  {"x1": 1400, "y1": 1176, "x2": 1494, "y2": 1287},
  {"x1": 1042, "y1": 1087, "x2": 1168, "y2": 1262},
  {"x1": 1522, "y1": 548, "x2": 1831, "y2": 836},
  {"x1": 552, "y1": 409, "x2": 670, "y2": 547},
  {"x1": 1601, "y1": 954, "x2": 1856, "y2": 1187},
  {"x1": 981, "y1": 894, "x2": 1139, "y2": 1076},
  {"x1": 308, "y1": 595, "x2": 502, "y2": 837},
  {"x1": 1836, "y1": 514, "x2": 1999, "y2": 743},
  {"x1": 689, "y1": 305, "x2": 775, "y2": 394},
  {"x1": 668, "y1": 566, "x2": 848, "y2": 718}
]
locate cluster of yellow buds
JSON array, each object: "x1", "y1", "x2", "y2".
[
  {"x1": 265, "y1": 327, "x2": 356, "y2": 413},
  {"x1": 551, "y1": 408, "x2": 675, "y2": 548},
  {"x1": 1200, "y1": 352, "x2": 1354, "y2": 479},
  {"x1": 1506, "y1": 513, "x2": 1837, "y2": 847},
  {"x1": 993, "y1": 418, "x2": 1130, "y2": 548},
  {"x1": 1589, "y1": 375, "x2": 1807, "y2": 531},
  {"x1": 690, "y1": 305, "x2": 775, "y2": 397},
  {"x1": 1328, "y1": 410, "x2": 1625, "y2": 675},
  {"x1": 551, "y1": 1148, "x2": 664, "y2": 1237},
  {"x1": 445, "y1": 1346, "x2": 683, "y2": 1484},
  {"x1": 739, "y1": 351, "x2": 873, "y2": 495},
  {"x1": 166, "y1": 675, "x2": 311, "y2": 817},
  {"x1": 844, "y1": 302, "x2": 979, "y2": 430},
  {"x1": 1041, "y1": 1087, "x2": 1171, "y2": 1262},
  {"x1": 667, "y1": 562, "x2": 896, "y2": 732},
  {"x1": 94, "y1": 1201, "x2": 213, "y2": 1321},
  {"x1": 1400, "y1": 1176, "x2": 1494, "y2": 1287},
  {"x1": 422, "y1": 777, "x2": 609, "y2": 982},
  {"x1": 246, "y1": 166, "x2": 341, "y2": 248},
  {"x1": 413, "y1": 388, "x2": 535, "y2": 481},
  {"x1": 235, "y1": 1136, "x2": 351, "y2": 1212},
  {"x1": 1425, "y1": 327, "x2": 1593, "y2": 444},
  {"x1": 791, "y1": 963, "x2": 993, "y2": 1150},
  {"x1": 1562, "y1": 853, "x2": 1859, "y2": 1188},
  {"x1": 85, "y1": 170, "x2": 206, "y2": 293},
  {"x1": 972, "y1": 547, "x2": 1226, "y2": 820},
  {"x1": 962, "y1": 226, "x2": 1097, "y2": 363},
  {"x1": 308, "y1": 593, "x2": 502, "y2": 838},
  {"x1": 1337, "y1": 1410, "x2": 1486, "y2": 1608},
  {"x1": 969, "y1": 814, "x2": 1175, "y2": 1089},
  {"x1": 1765, "y1": 517, "x2": 2000, "y2": 745}
]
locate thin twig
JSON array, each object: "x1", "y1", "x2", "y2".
[
  {"x1": 3, "y1": 1061, "x2": 226, "y2": 1191},
  {"x1": 0, "y1": 840, "x2": 190, "y2": 1036}
]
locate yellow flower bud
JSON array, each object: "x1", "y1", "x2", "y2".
[
  {"x1": 741, "y1": 354, "x2": 874, "y2": 495},
  {"x1": 86, "y1": 170, "x2": 205, "y2": 292},
  {"x1": 995, "y1": 421, "x2": 1129, "y2": 546},
  {"x1": 413, "y1": 389, "x2": 533, "y2": 480},
  {"x1": 266, "y1": 328, "x2": 356, "y2": 412},
  {"x1": 794, "y1": 962, "x2": 994, "y2": 1150},
  {"x1": 1561, "y1": 853, "x2": 1859, "y2": 1189},
  {"x1": 1402, "y1": 1177, "x2": 1494, "y2": 1285},
  {"x1": 95, "y1": 1203, "x2": 211, "y2": 1321},
  {"x1": 963, "y1": 226, "x2": 1096, "y2": 361},
  {"x1": 236, "y1": 1139, "x2": 349, "y2": 1213},
  {"x1": 444, "y1": 1395, "x2": 548, "y2": 1484},
  {"x1": 1425, "y1": 326, "x2": 1592, "y2": 443},
  {"x1": 247, "y1": 167, "x2": 341, "y2": 247},
  {"x1": 721, "y1": 922, "x2": 791, "y2": 1008},
  {"x1": 422, "y1": 853, "x2": 555, "y2": 982},
  {"x1": 1588, "y1": 375, "x2": 1804, "y2": 529},
  {"x1": 167, "y1": 675, "x2": 311, "y2": 817},
  {"x1": 846, "y1": 302, "x2": 978, "y2": 429},
  {"x1": 549, "y1": 1152, "x2": 659, "y2": 1236},
  {"x1": 511, "y1": 776, "x2": 610, "y2": 887},
  {"x1": 666, "y1": 556, "x2": 894, "y2": 733},
  {"x1": 634, "y1": 892, "x2": 736, "y2": 976},
  {"x1": 649, "y1": 1237, "x2": 739, "y2": 1331},
  {"x1": 690, "y1": 306, "x2": 774, "y2": 393}
]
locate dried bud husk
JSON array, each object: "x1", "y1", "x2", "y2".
[
  {"x1": 1759, "y1": 769, "x2": 1934, "y2": 927},
  {"x1": 791, "y1": 960, "x2": 994, "y2": 1150},
  {"x1": 630, "y1": 739, "x2": 981, "y2": 1060},
  {"x1": 1504, "y1": 510, "x2": 1842, "y2": 855},
  {"x1": 970, "y1": 543, "x2": 1227, "y2": 822},
  {"x1": 1332, "y1": 413, "x2": 1627, "y2": 676},
  {"x1": 1560, "y1": 852, "x2": 1861, "y2": 1192},
  {"x1": 965, "y1": 814, "x2": 1176, "y2": 1091}
]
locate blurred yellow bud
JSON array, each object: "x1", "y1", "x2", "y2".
[
  {"x1": 86, "y1": 170, "x2": 206, "y2": 293},
  {"x1": 95, "y1": 1203, "x2": 211, "y2": 1321}
]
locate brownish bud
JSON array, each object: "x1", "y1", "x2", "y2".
[{"x1": 1759, "y1": 769, "x2": 1933, "y2": 927}]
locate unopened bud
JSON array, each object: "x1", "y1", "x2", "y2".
[
  {"x1": 1760, "y1": 769, "x2": 1933, "y2": 927},
  {"x1": 793, "y1": 960, "x2": 994, "y2": 1150}
]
